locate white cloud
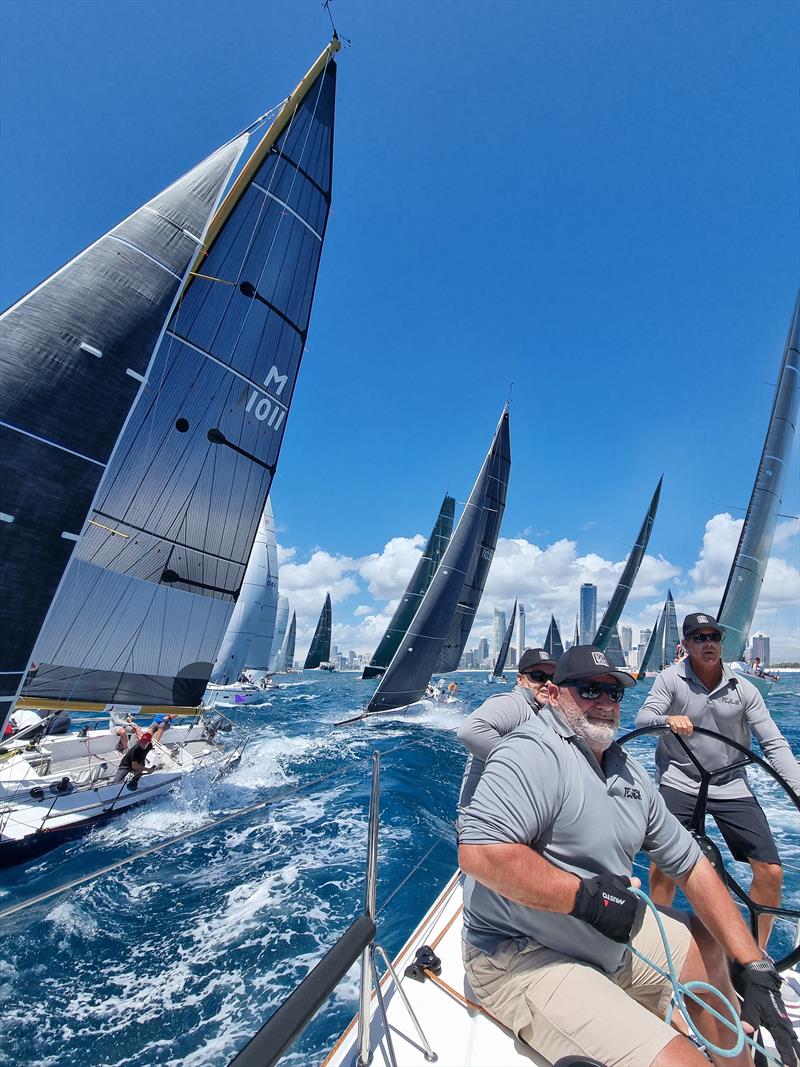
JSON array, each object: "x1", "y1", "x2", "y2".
[
  {"x1": 359, "y1": 535, "x2": 424, "y2": 600},
  {"x1": 353, "y1": 604, "x2": 372, "y2": 617}
]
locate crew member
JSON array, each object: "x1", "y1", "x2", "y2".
[
  {"x1": 114, "y1": 731, "x2": 155, "y2": 785},
  {"x1": 459, "y1": 645, "x2": 799, "y2": 1067},
  {"x1": 457, "y1": 647, "x2": 557, "y2": 815},
  {"x1": 635, "y1": 613, "x2": 799, "y2": 947}
]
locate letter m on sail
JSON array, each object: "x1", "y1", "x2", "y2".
[{"x1": 263, "y1": 365, "x2": 288, "y2": 396}]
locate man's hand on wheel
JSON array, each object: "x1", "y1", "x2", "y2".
[{"x1": 733, "y1": 961, "x2": 800, "y2": 1066}]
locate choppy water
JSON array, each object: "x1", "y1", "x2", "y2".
[{"x1": 1, "y1": 672, "x2": 797, "y2": 1066}]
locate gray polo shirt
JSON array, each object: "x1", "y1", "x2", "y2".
[
  {"x1": 635, "y1": 661, "x2": 799, "y2": 799},
  {"x1": 460, "y1": 715, "x2": 701, "y2": 975},
  {"x1": 457, "y1": 686, "x2": 559, "y2": 814}
]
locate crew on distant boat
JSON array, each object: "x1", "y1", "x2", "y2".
[
  {"x1": 635, "y1": 612, "x2": 800, "y2": 949},
  {"x1": 457, "y1": 647, "x2": 557, "y2": 816},
  {"x1": 459, "y1": 644, "x2": 798, "y2": 1067}
]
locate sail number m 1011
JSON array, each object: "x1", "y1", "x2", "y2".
[{"x1": 245, "y1": 365, "x2": 288, "y2": 431}]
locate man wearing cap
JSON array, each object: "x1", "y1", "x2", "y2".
[
  {"x1": 113, "y1": 730, "x2": 156, "y2": 785},
  {"x1": 457, "y1": 647, "x2": 558, "y2": 817},
  {"x1": 636, "y1": 612, "x2": 799, "y2": 948},
  {"x1": 459, "y1": 645, "x2": 799, "y2": 1067}
]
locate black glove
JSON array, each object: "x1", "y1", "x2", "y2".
[
  {"x1": 733, "y1": 961, "x2": 800, "y2": 1067},
  {"x1": 570, "y1": 873, "x2": 638, "y2": 943}
]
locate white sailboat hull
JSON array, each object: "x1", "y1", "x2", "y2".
[{"x1": 204, "y1": 682, "x2": 273, "y2": 707}]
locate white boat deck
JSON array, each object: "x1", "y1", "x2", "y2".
[{"x1": 325, "y1": 871, "x2": 547, "y2": 1067}]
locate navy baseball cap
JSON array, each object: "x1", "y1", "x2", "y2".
[
  {"x1": 553, "y1": 645, "x2": 636, "y2": 687},
  {"x1": 682, "y1": 613, "x2": 726, "y2": 638},
  {"x1": 518, "y1": 648, "x2": 558, "y2": 673}
]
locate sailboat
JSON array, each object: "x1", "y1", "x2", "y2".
[
  {"x1": 0, "y1": 38, "x2": 340, "y2": 859},
  {"x1": 488, "y1": 599, "x2": 516, "y2": 682},
  {"x1": 279, "y1": 610, "x2": 297, "y2": 672},
  {"x1": 362, "y1": 407, "x2": 510, "y2": 717},
  {"x1": 718, "y1": 294, "x2": 799, "y2": 695},
  {"x1": 593, "y1": 477, "x2": 663, "y2": 650},
  {"x1": 304, "y1": 593, "x2": 333, "y2": 670},
  {"x1": 204, "y1": 499, "x2": 280, "y2": 707},
  {"x1": 636, "y1": 590, "x2": 679, "y2": 676},
  {"x1": 362, "y1": 495, "x2": 455, "y2": 680},
  {"x1": 542, "y1": 615, "x2": 564, "y2": 658},
  {"x1": 268, "y1": 596, "x2": 290, "y2": 674}
]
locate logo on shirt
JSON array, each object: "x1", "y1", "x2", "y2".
[{"x1": 623, "y1": 785, "x2": 642, "y2": 800}]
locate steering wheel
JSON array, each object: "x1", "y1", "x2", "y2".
[{"x1": 619, "y1": 724, "x2": 800, "y2": 972}]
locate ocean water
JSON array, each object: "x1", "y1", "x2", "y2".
[{"x1": 0, "y1": 672, "x2": 797, "y2": 1066}]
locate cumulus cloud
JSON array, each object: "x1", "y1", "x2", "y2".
[{"x1": 359, "y1": 535, "x2": 424, "y2": 600}]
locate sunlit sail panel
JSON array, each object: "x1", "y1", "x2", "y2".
[
  {"x1": 718, "y1": 294, "x2": 800, "y2": 661},
  {"x1": 0, "y1": 137, "x2": 246, "y2": 728},
  {"x1": 367, "y1": 407, "x2": 510, "y2": 715},
  {"x1": 26, "y1": 49, "x2": 338, "y2": 707},
  {"x1": 362, "y1": 494, "x2": 455, "y2": 679}
]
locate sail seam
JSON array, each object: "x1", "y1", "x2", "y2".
[
  {"x1": 251, "y1": 184, "x2": 323, "y2": 240},
  {"x1": 106, "y1": 235, "x2": 183, "y2": 280},
  {"x1": 0, "y1": 420, "x2": 106, "y2": 468},
  {"x1": 140, "y1": 205, "x2": 203, "y2": 244},
  {"x1": 165, "y1": 331, "x2": 290, "y2": 414}
]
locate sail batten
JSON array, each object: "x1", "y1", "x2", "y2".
[
  {"x1": 366, "y1": 408, "x2": 511, "y2": 715},
  {"x1": 19, "y1": 44, "x2": 339, "y2": 711},
  {"x1": 718, "y1": 294, "x2": 800, "y2": 661}
]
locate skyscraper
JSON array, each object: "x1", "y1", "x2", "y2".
[
  {"x1": 493, "y1": 608, "x2": 507, "y2": 660},
  {"x1": 478, "y1": 637, "x2": 489, "y2": 663},
  {"x1": 640, "y1": 628, "x2": 652, "y2": 647},
  {"x1": 515, "y1": 603, "x2": 526, "y2": 663},
  {"x1": 579, "y1": 583, "x2": 597, "y2": 645},
  {"x1": 751, "y1": 633, "x2": 770, "y2": 666},
  {"x1": 621, "y1": 625, "x2": 633, "y2": 653}
]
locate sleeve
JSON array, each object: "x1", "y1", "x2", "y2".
[
  {"x1": 459, "y1": 733, "x2": 563, "y2": 846},
  {"x1": 641, "y1": 776, "x2": 702, "y2": 878},
  {"x1": 457, "y1": 696, "x2": 525, "y2": 762},
  {"x1": 743, "y1": 689, "x2": 800, "y2": 793},
  {"x1": 634, "y1": 670, "x2": 675, "y2": 728}
]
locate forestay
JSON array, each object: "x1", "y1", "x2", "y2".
[
  {"x1": 24, "y1": 46, "x2": 338, "y2": 708},
  {"x1": 0, "y1": 135, "x2": 247, "y2": 731}
]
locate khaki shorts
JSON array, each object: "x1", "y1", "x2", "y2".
[{"x1": 463, "y1": 908, "x2": 693, "y2": 1067}]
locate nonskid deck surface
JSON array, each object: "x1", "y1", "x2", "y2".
[{"x1": 325, "y1": 872, "x2": 546, "y2": 1067}]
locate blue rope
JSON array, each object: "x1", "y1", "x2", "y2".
[{"x1": 627, "y1": 886, "x2": 781, "y2": 1063}]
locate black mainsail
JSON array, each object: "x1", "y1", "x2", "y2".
[
  {"x1": 543, "y1": 615, "x2": 564, "y2": 659},
  {"x1": 21, "y1": 41, "x2": 339, "y2": 710},
  {"x1": 362, "y1": 494, "x2": 455, "y2": 680},
  {"x1": 0, "y1": 135, "x2": 248, "y2": 730},
  {"x1": 491, "y1": 599, "x2": 517, "y2": 678},
  {"x1": 718, "y1": 294, "x2": 800, "y2": 662},
  {"x1": 304, "y1": 593, "x2": 332, "y2": 669},
  {"x1": 366, "y1": 407, "x2": 511, "y2": 715},
  {"x1": 637, "y1": 604, "x2": 666, "y2": 676},
  {"x1": 593, "y1": 477, "x2": 663, "y2": 650}
]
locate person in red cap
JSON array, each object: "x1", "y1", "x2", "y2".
[{"x1": 113, "y1": 730, "x2": 156, "y2": 785}]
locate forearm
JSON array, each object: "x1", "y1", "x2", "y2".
[
  {"x1": 459, "y1": 842, "x2": 579, "y2": 913},
  {"x1": 678, "y1": 857, "x2": 760, "y2": 965}
]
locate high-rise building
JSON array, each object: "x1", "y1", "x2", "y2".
[
  {"x1": 478, "y1": 637, "x2": 489, "y2": 663},
  {"x1": 493, "y1": 608, "x2": 507, "y2": 659},
  {"x1": 621, "y1": 625, "x2": 633, "y2": 653},
  {"x1": 639, "y1": 628, "x2": 652, "y2": 647},
  {"x1": 751, "y1": 633, "x2": 770, "y2": 667},
  {"x1": 579, "y1": 584, "x2": 597, "y2": 645},
  {"x1": 508, "y1": 648, "x2": 517, "y2": 668},
  {"x1": 515, "y1": 603, "x2": 526, "y2": 663}
]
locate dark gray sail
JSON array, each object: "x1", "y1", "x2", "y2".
[
  {"x1": 637, "y1": 607, "x2": 665, "y2": 676},
  {"x1": 304, "y1": 593, "x2": 332, "y2": 669},
  {"x1": 434, "y1": 415, "x2": 511, "y2": 672},
  {"x1": 24, "y1": 46, "x2": 338, "y2": 709},
  {"x1": 491, "y1": 599, "x2": 517, "y2": 677},
  {"x1": 283, "y1": 611, "x2": 297, "y2": 671},
  {"x1": 604, "y1": 625, "x2": 627, "y2": 668},
  {"x1": 572, "y1": 616, "x2": 579, "y2": 649},
  {"x1": 594, "y1": 477, "x2": 663, "y2": 650},
  {"x1": 362, "y1": 494, "x2": 455, "y2": 679},
  {"x1": 719, "y1": 294, "x2": 800, "y2": 662},
  {"x1": 367, "y1": 407, "x2": 511, "y2": 715},
  {"x1": 661, "y1": 590, "x2": 680, "y2": 670},
  {"x1": 0, "y1": 137, "x2": 247, "y2": 730},
  {"x1": 543, "y1": 615, "x2": 564, "y2": 659}
]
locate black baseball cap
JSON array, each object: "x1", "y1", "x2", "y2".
[
  {"x1": 518, "y1": 648, "x2": 558, "y2": 674},
  {"x1": 553, "y1": 645, "x2": 636, "y2": 687},
  {"x1": 682, "y1": 613, "x2": 727, "y2": 639}
]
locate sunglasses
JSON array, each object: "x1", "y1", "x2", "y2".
[
  {"x1": 523, "y1": 670, "x2": 553, "y2": 683},
  {"x1": 688, "y1": 632, "x2": 722, "y2": 644},
  {"x1": 568, "y1": 681, "x2": 626, "y2": 702}
]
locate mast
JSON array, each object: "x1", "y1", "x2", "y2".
[
  {"x1": 594, "y1": 477, "x2": 663, "y2": 650},
  {"x1": 718, "y1": 294, "x2": 800, "y2": 661},
  {"x1": 362, "y1": 494, "x2": 455, "y2": 679},
  {"x1": 491, "y1": 599, "x2": 517, "y2": 677}
]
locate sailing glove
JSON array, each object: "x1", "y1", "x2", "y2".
[
  {"x1": 733, "y1": 960, "x2": 800, "y2": 1067},
  {"x1": 570, "y1": 874, "x2": 638, "y2": 943}
]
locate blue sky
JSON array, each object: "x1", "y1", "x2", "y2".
[{"x1": 2, "y1": 0, "x2": 798, "y2": 659}]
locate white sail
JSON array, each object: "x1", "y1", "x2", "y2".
[{"x1": 267, "y1": 596, "x2": 290, "y2": 674}]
